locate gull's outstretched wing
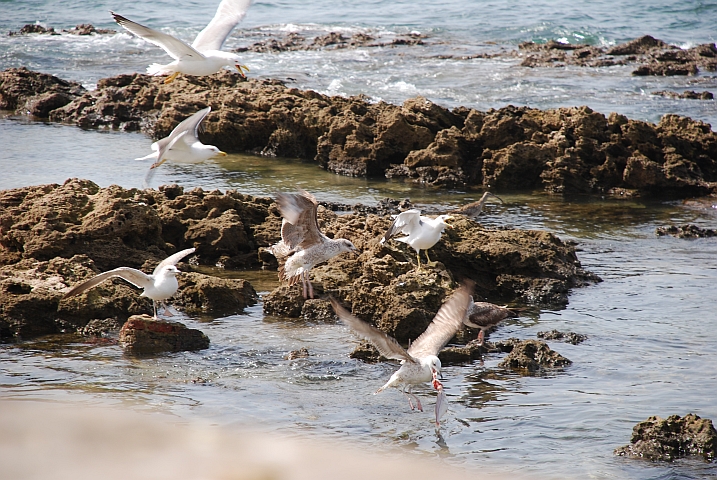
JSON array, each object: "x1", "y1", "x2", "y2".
[
  {"x1": 192, "y1": 0, "x2": 252, "y2": 52},
  {"x1": 276, "y1": 189, "x2": 324, "y2": 250},
  {"x1": 153, "y1": 248, "x2": 197, "y2": 276},
  {"x1": 111, "y1": 12, "x2": 205, "y2": 61},
  {"x1": 63, "y1": 267, "x2": 153, "y2": 298},
  {"x1": 407, "y1": 281, "x2": 474, "y2": 358},
  {"x1": 380, "y1": 209, "x2": 422, "y2": 244},
  {"x1": 150, "y1": 130, "x2": 188, "y2": 171},
  {"x1": 330, "y1": 298, "x2": 415, "y2": 363}
]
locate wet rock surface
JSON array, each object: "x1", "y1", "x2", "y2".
[
  {"x1": 615, "y1": 414, "x2": 717, "y2": 462},
  {"x1": 174, "y1": 272, "x2": 258, "y2": 316},
  {"x1": 7, "y1": 23, "x2": 115, "y2": 36},
  {"x1": 656, "y1": 224, "x2": 717, "y2": 238},
  {"x1": 516, "y1": 35, "x2": 717, "y2": 77},
  {"x1": 118, "y1": 314, "x2": 210, "y2": 355},
  {"x1": 537, "y1": 329, "x2": 587, "y2": 345},
  {"x1": 0, "y1": 67, "x2": 86, "y2": 117},
  {"x1": 3, "y1": 67, "x2": 716, "y2": 197},
  {"x1": 496, "y1": 339, "x2": 572, "y2": 372},
  {"x1": 652, "y1": 90, "x2": 714, "y2": 100},
  {"x1": 235, "y1": 31, "x2": 425, "y2": 53}
]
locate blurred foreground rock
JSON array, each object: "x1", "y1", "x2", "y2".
[
  {"x1": 0, "y1": 400, "x2": 500, "y2": 480},
  {"x1": 615, "y1": 414, "x2": 717, "y2": 462},
  {"x1": 119, "y1": 314, "x2": 210, "y2": 355}
]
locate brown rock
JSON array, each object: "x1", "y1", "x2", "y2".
[
  {"x1": 174, "y1": 272, "x2": 257, "y2": 315},
  {"x1": 536, "y1": 330, "x2": 587, "y2": 344},
  {"x1": 0, "y1": 67, "x2": 85, "y2": 113},
  {"x1": 656, "y1": 224, "x2": 717, "y2": 238},
  {"x1": 615, "y1": 414, "x2": 717, "y2": 462},
  {"x1": 119, "y1": 315, "x2": 210, "y2": 354},
  {"x1": 285, "y1": 347, "x2": 310, "y2": 360},
  {"x1": 5, "y1": 68, "x2": 717, "y2": 197},
  {"x1": 497, "y1": 339, "x2": 571, "y2": 372},
  {"x1": 262, "y1": 211, "x2": 599, "y2": 342}
]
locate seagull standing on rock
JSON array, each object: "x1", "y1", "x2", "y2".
[
  {"x1": 380, "y1": 209, "x2": 453, "y2": 269},
  {"x1": 269, "y1": 190, "x2": 359, "y2": 299},
  {"x1": 111, "y1": 0, "x2": 252, "y2": 83},
  {"x1": 463, "y1": 297, "x2": 518, "y2": 346},
  {"x1": 63, "y1": 248, "x2": 196, "y2": 319},
  {"x1": 330, "y1": 282, "x2": 474, "y2": 427}
]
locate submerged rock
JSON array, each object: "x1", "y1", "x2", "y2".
[
  {"x1": 3, "y1": 67, "x2": 716, "y2": 197},
  {"x1": 118, "y1": 314, "x2": 210, "y2": 355},
  {"x1": 537, "y1": 330, "x2": 587, "y2": 344},
  {"x1": 615, "y1": 414, "x2": 717, "y2": 462},
  {"x1": 496, "y1": 339, "x2": 572, "y2": 372},
  {"x1": 285, "y1": 347, "x2": 310, "y2": 360}
]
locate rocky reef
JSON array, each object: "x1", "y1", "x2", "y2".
[
  {"x1": 0, "y1": 179, "x2": 597, "y2": 344},
  {"x1": 2, "y1": 65, "x2": 716, "y2": 197},
  {"x1": 615, "y1": 414, "x2": 717, "y2": 462},
  {"x1": 262, "y1": 207, "x2": 598, "y2": 342},
  {"x1": 0, "y1": 180, "x2": 263, "y2": 341},
  {"x1": 119, "y1": 314, "x2": 210, "y2": 355}
]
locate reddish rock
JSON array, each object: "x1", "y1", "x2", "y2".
[{"x1": 119, "y1": 314, "x2": 210, "y2": 354}]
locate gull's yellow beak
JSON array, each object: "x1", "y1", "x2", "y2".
[
  {"x1": 444, "y1": 215, "x2": 455, "y2": 228},
  {"x1": 235, "y1": 64, "x2": 249, "y2": 78},
  {"x1": 218, "y1": 151, "x2": 227, "y2": 156}
]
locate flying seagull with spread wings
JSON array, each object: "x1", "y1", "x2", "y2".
[
  {"x1": 451, "y1": 191, "x2": 503, "y2": 219},
  {"x1": 463, "y1": 297, "x2": 518, "y2": 346},
  {"x1": 63, "y1": 248, "x2": 196, "y2": 319},
  {"x1": 330, "y1": 281, "x2": 474, "y2": 427},
  {"x1": 137, "y1": 107, "x2": 226, "y2": 187},
  {"x1": 380, "y1": 209, "x2": 453, "y2": 269},
  {"x1": 269, "y1": 190, "x2": 358, "y2": 299},
  {"x1": 111, "y1": 0, "x2": 252, "y2": 83}
]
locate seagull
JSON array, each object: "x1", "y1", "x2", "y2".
[
  {"x1": 136, "y1": 107, "x2": 226, "y2": 187},
  {"x1": 63, "y1": 248, "x2": 196, "y2": 319},
  {"x1": 463, "y1": 297, "x2": 518, "y2": 346},
  {"x1": 380, "y1": 209, "x2": 453, "y2": 269},
  {"x1": 330, "y1": 281, "x2": 474, "y2": 427},
  {"x1": 111, "y1": 0, "x2": 252, "y2": 83},
  {"x1": 451, "y1": 192, "x2": 503, "y2": 219},
  {"x1": 269, "y1": 190, "x2": 359, "y2": 299}
]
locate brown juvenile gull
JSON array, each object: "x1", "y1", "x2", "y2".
[
  {"x1": 463, "y1": 296, "x2": 518, "y2": 346},
  {"x1": 451, "y1": 191, "x2": 503, "y2": 219},
  {"x1": 269, "y1": 189, "x2": 358, "y2": 299},
  {"x1": 63, "y1": 248, "x2": 195, "y2": 319},
  {"x1": 380, "y1": 209, "x2": 453, "y2": 269},
  {"x1": 111, "y1": 0, "x2": 252, "y2": 83},
  {"x1": 330, "y1": 282, "x2": 473, "y2": 427}
]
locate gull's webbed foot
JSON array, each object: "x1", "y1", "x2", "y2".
[{"x1": 163, "y1": 72, "x2": 180, "y2": 84}]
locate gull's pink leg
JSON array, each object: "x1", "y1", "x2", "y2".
[
  {"x1": 477, "y1": 329, "x2": 485, "y2": 347},
  {"x1": 306, "y1": 272, "x2": 314, "y2": 299},
  {"x1": 402, "y1": 386, "x2": 416, "y2": 410},
  {"x1": 301, "y1": 275, "x2": 308, "y2": 299},
  {"x1": 413, "y1": 394, "x2": 423, "y2": 412}
]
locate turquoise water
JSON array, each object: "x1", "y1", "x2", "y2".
[{"x1": 0, "y1": 0, "x2": 715, "y2": 125}]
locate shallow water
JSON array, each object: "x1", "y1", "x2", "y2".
[
  {"x1": 2, "y1": 117, "x2": 717, "y2": 478},
  {"x1": 2, "y1": 0, "x2": 717, "y2": 477}
]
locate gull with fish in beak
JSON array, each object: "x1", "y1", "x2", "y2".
[{"x1": 330, "y1": 281, "x2": 473, "y2": 427}]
